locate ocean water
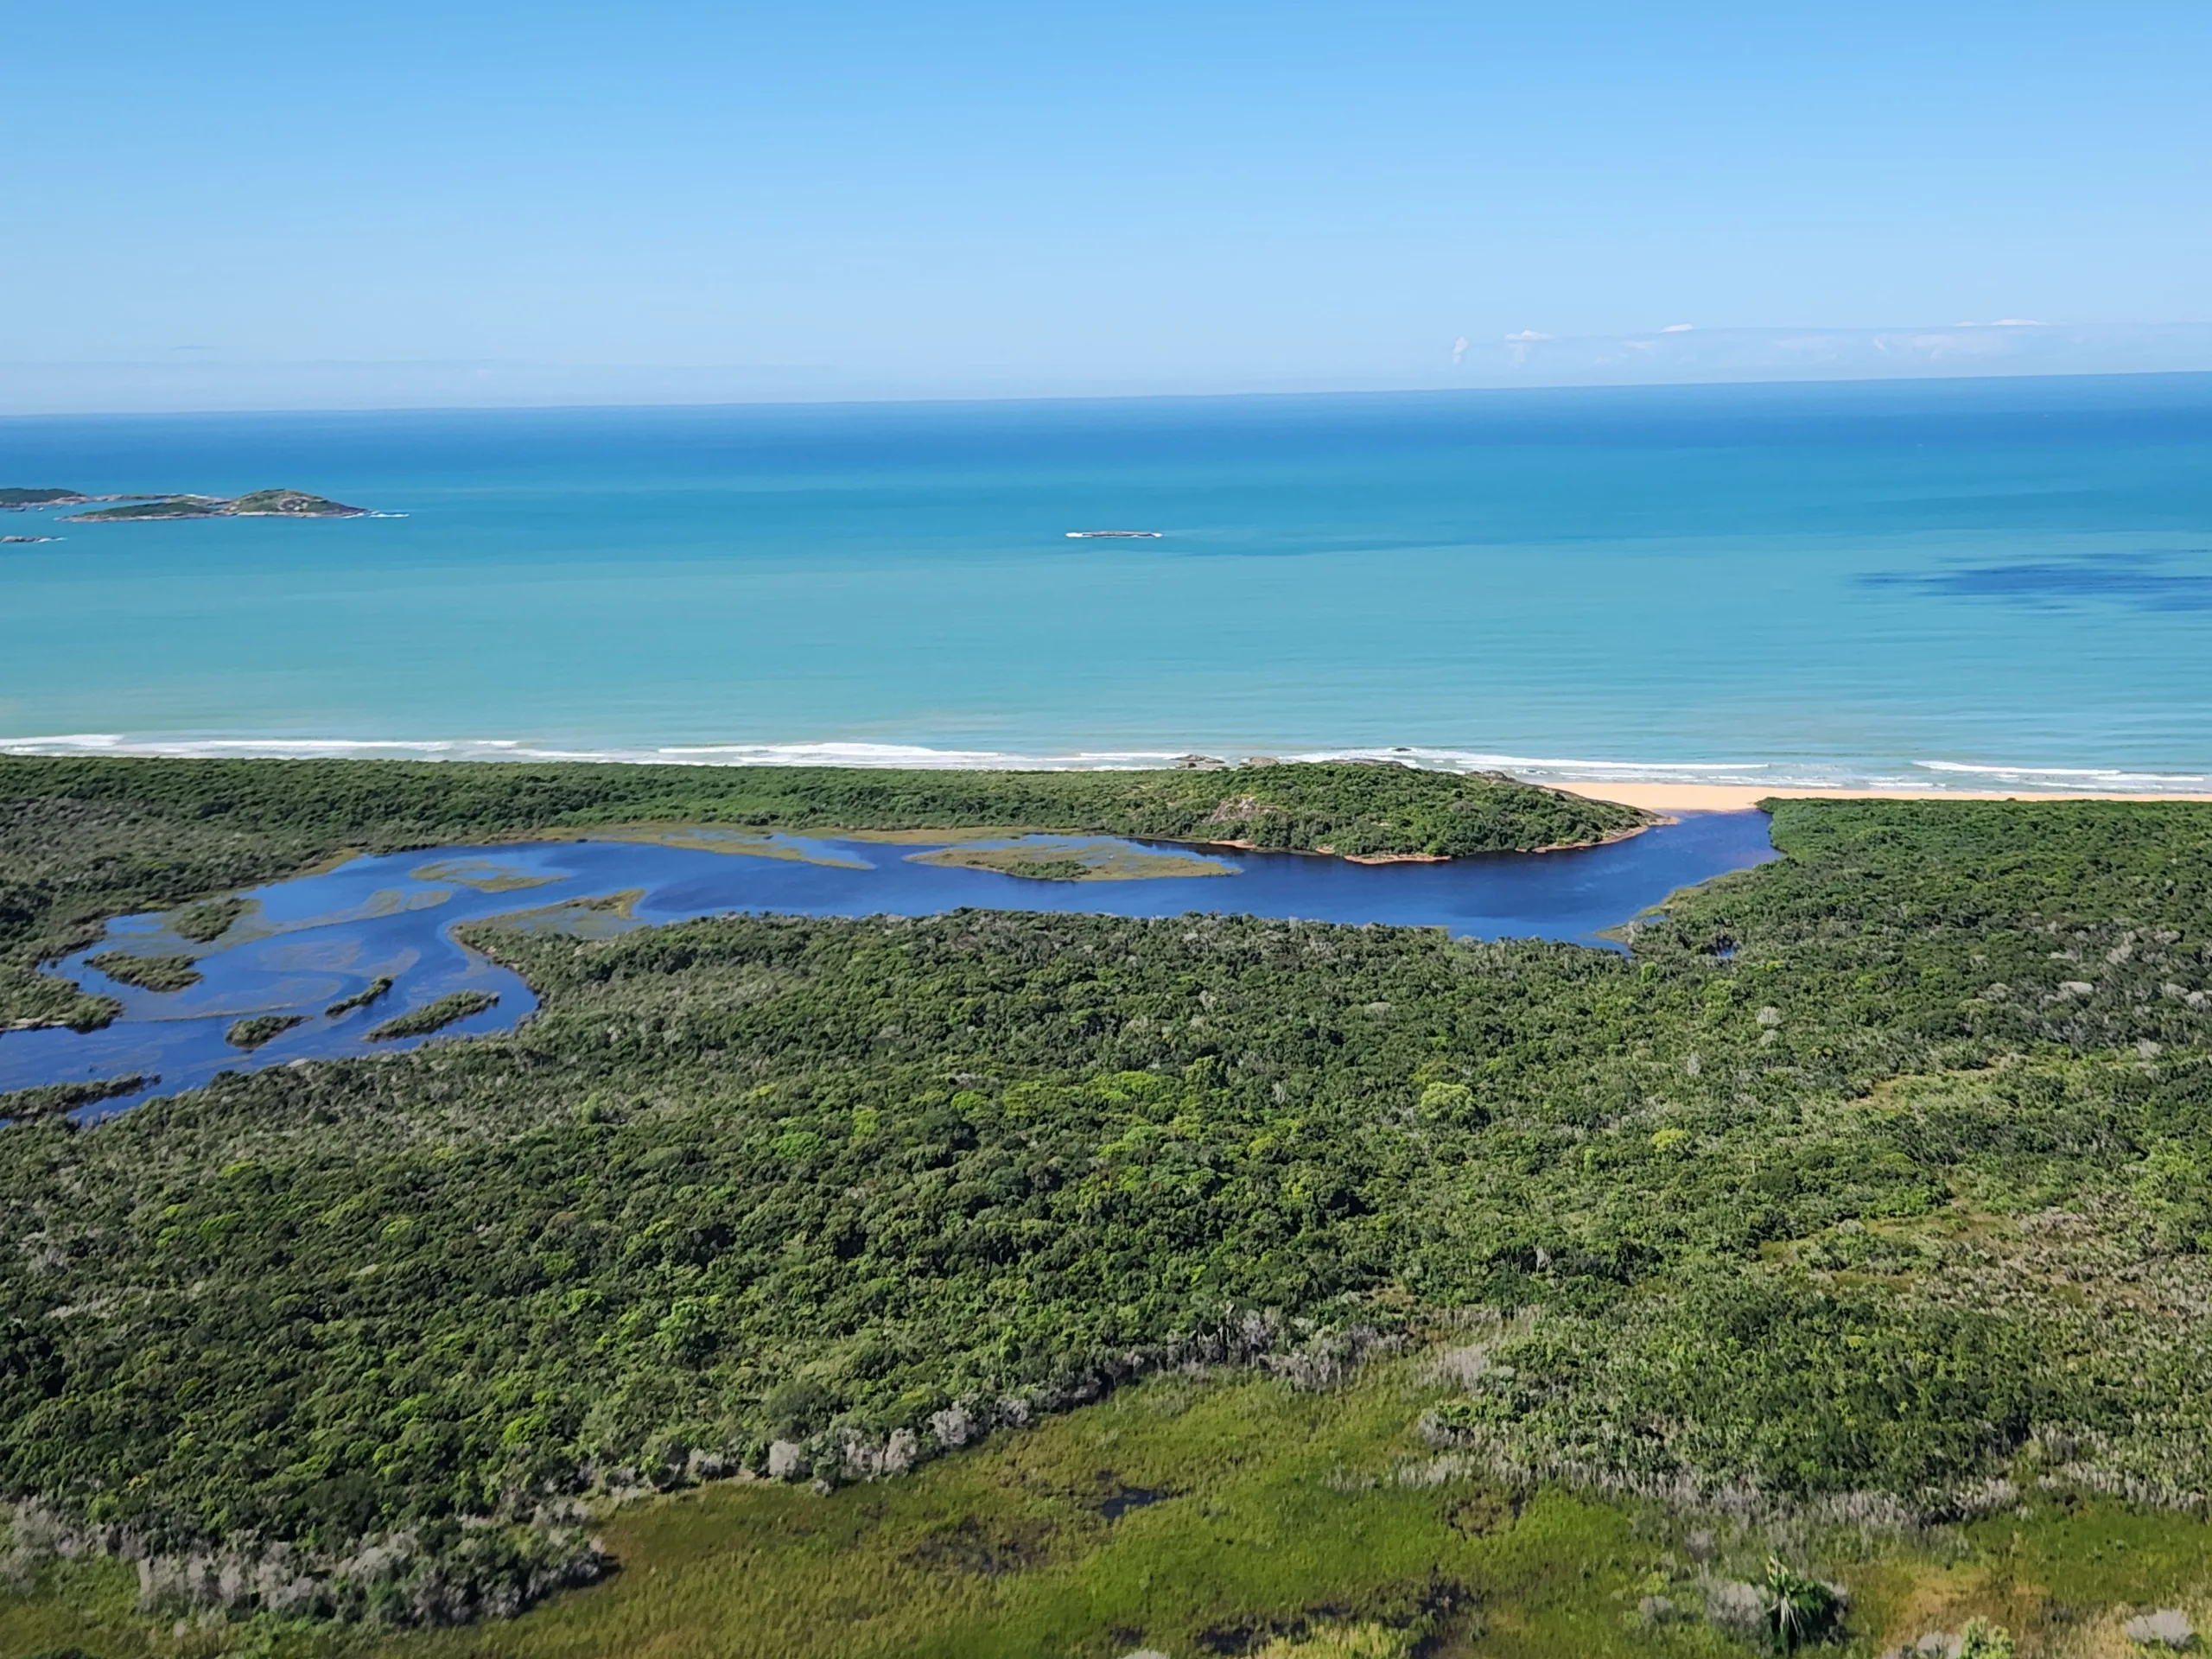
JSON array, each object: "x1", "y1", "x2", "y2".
[
  {"x1": 0, "y1": 815, "x2": 1776, "y2": 1118},
  {"x1": 3, "y1": 374, "x2": 2210, "y2": 787}
]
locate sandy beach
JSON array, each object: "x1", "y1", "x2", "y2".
[{"x1": 1556, "y1": 782, "x2": 2212, "y2": 812}]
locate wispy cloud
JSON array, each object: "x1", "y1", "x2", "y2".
[{"x1": 1445, "y1": 321, "x2": 2212, "y2": 385}]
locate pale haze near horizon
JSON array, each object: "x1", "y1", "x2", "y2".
[{"x1": 4, "y1": 0, "x2": 2209, "y2": 410}]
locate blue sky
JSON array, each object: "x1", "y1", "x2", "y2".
[{"x1": 5, "y1": 1, "x2": 2209, "y2": 404}]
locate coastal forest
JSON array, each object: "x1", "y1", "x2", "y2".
[
  {"x1": 3, "y1": 760, "x2": 2211, "y2": 1658},
  {"x1": 0, "y1": 756, "x2": 1640, "y2": 1034}
]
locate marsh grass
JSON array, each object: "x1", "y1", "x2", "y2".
[
  {"x1": 323, "y1": 977, "x2": 396, "y2": 1019},
  {"x1": 909, "y1": 836, "x2": 1237, "y2": 882},
  {"x1": 337, "y1": 1358, "x2": 1732, "y2": 1659},
  {"x1": 169, "y1": 899, "x2": 249, "y2": 945},
  {"x1": 0, "y1": 1075, "x2": 149, "y2": 1122},
  {"x1": 224, "y1": 1014, "x2": 307, "y2": 1051},
  {"x1": 406, "y1": 861, "x2": 558, "y2": 893},
  {"x1": 4, "y1": 1357, "x2": 2209, "y2": 1659},
  {"x1": 537, "y1": 825, "x2": 870, "y2": 869},
  {"x1": 364, "y1": 990, "x2": 499, "y2": 1042},
  {"x1": 86, "y1": 953, "x2": 201, "y2": 994}
]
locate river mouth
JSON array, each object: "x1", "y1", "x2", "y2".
[{"x1": 0, "y1": 813, "x2": 1775, "y2": 1122}]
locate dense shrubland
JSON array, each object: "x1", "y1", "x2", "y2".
[
  {"x1": 3, "y1": 789, "x2": 2212, "y2": 1631},
  {"x1": 0, "y1": 756, "x2": 1643, "y2": 1031}
]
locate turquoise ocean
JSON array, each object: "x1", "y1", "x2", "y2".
[{"x1": 3, "y1": 373, "x2": 2209, "y2": 789}]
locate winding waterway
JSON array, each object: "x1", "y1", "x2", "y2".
[{"x1": 1, "y1": 811, "x2": 1775, "y2": 1121}]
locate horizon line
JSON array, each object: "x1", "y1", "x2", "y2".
[{"x1": 5, "y1": 363, "x2": 2212, "y2": 425}]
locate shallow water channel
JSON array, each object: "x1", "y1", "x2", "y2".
[{"x1": 2, "y1": 812, "x2": 1776, "y2": 1120}]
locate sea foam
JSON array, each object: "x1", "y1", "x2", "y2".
[{"x1": 6, "y1": 733, "x2": 2208, "y2": 792}]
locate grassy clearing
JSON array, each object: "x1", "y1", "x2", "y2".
[
  {"x1": 9, "y1": 1354, "x2": 2202, "y2": 1659},
  {"x1": 333, "y1": 1372, "x2": 2212, "y2": 1659},
  {"x1": 270, "y1": 1357, "x2": 1765, "y2": 1659}
]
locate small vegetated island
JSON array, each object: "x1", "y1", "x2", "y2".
[
  {"x1": 225, "y1": 1012, "x2": 308, "y2": 1051},
  {"x1": 1, "y1": 488, "x2": 88, "y2": 543},
  {"x1": 66, "y1": 486, "x2": 368, "y2": 520},
  {"x1": 2, "y1": 755, "x2": 2210, "y2": 1658},
  {"x1": 365, "y1": 988, "x2": 500, "y2": 1041}
]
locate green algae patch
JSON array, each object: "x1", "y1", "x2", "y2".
[
  {"x1": 351, "y1": 886, "x2": 455, "y2": 921},
  {"x1": 497, "y1": 890, "x2": 648, "y2": 941},
  {"x1": 538, "y1": 823, "x2": 871, "y2": 868},
  {"x1": 908, "y1": 836, "x2": 1238, "y2": 882},
  {"x1": 410, "y1": 857, "x2": 560, "y2": 893}
]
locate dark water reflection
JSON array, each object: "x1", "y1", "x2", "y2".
[{"x1": 1, "y1": 812, "x2": 1775, "y2": 1121}]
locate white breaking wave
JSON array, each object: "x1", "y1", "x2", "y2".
[
  {"x1": 1293, "y1": 746, "x2": 1777, "y2": 781},
  {"x1": 4, "y1": 731, "x2": 2208, "y2": 791},
  {"x1": 0, "y1": 733, "x2": 1198, "y2": 769},
  {"x1": 1916, "y1": 759, "x2": 2212, "y2": 787}
]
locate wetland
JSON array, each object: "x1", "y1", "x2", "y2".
[{"x1": 3, "y1": 759, "x2": 2210, "y2": 1658}]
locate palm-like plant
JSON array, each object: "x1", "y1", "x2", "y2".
[{"x1": 1764, "y1": 1555, "x2": 1840, "y2": 1652}]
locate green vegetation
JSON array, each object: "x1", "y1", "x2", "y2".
[
  {"x1": 409, "y1": 859, "x2": 557, "y2": 893},
  {"x1": 0, "y1": 1075, "x2": 146, "y2": 1123},
  {"x1": 66, "y1": 490, "x2": 366, "y2": 522},
  {"x1": 967, "y1": 853, "x2": 1091, "y2": 880},
  {"x1": 4, "y1": 766, "x2": 2212, "y2": 1653},
  {"x1": 227, "y1": 489, "x2": 368, "y2": 517},
  {"x1": 67, "y1": 496, "x2": 231, "y2": 520},
  {"x1": 3, "y1": 1364, "x2": 2202, "y2": 1658},
  {"x1": 226, "y1": 1013, "x2": 308, "y2": 1050},
  {"x1": 909, "y1": 836, "x2": 1238, "y2": 881},
  {"x1": 1761, "y1": 1557, "x2": 1840, "y2": 1651},
  {"x1": 0, "y1": 755, "x2": 1640, "y2": 1031},
  {"x1": 0, "y1": 488, "x2": 86, "y2": 505},
  {"x1": 170, "y1": 898, "x2": 249, "y2": 944},
  {"x1": 326, "y1": 976, "x2": 397, "y2": 1019},
  {"x1": 365, "y1": 989, "x2": 500, "y2": 1041},
  {"x1": 84, "y1": 950, "x2": 201, "y2": 993}
]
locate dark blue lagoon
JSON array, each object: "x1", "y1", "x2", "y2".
[{"x1": 0, "y1": 810, "x2": 1775, "y2": 1120}]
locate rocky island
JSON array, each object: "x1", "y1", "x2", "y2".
[{"x1": 67, "y1": 487, "x2": 368, "y2": 520}]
